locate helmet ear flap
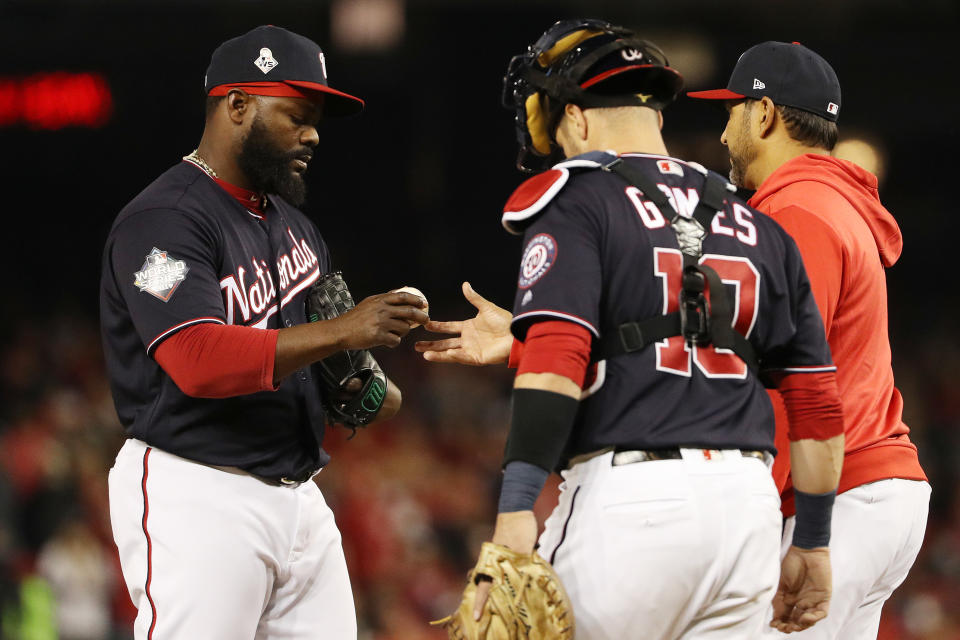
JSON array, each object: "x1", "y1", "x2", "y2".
[{"x1": 524, "y1": 93, "x2": 554, "y2": 156}]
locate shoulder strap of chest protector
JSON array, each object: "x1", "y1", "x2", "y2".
[{"x1": 593, "y1": 157, "x2": 759, "y2": 374}]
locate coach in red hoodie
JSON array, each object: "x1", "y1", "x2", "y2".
[{"x1": 689, "y1": 42, "x2": 929, "y2": 639}]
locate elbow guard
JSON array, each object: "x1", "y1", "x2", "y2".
[{"x1": 503, "y1": 388, "x2": 579, "y2": 473}]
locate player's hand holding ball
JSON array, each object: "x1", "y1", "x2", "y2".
[
  {"x1": 391, "y1": 286, "x2": 429, "y2": 327},
  {"x1": 333, "y1": 289, "x2": 429, "y2": 350}
]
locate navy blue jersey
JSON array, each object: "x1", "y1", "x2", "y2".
[
  {"x1": 504, "y1": 152, "x2": 834, "y2": 458},
  {"x1": 100, "y1": 161, "x2": 332, "y2": 481}
]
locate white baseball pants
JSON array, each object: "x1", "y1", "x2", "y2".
[
  {"x1": 763, "y1": 478, "x2": 930, "y2": 640},
  {"x1": 108, "y1": 438, "x2": 356, "y2": 639},
  {"x1": 538, "y1": 450, "x2": 782, "y2": 640}
]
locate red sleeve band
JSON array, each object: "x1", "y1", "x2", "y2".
[
  {"x1": 154, "y1": 323, "x2": 279, "y2": 398},
  {"x1": 774, "y1": 371, "x2": 844, "y2": 441},
  {"x1": 515, "y1": 320, "x2": 592, "y2": 388},
  {"x1": 508, "y1": 338, "x2": 525, "y2": 369}
]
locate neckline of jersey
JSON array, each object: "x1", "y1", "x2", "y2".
[
  {"x1": 182, "y1": 159, "x2": 267, "y2": 219},
  {"x1": 619, "y1": 152, "x2": 687, "y2": 164}
]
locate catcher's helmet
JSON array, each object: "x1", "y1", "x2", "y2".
[{"x1": 502, "y1": 19, "x2": 683, "y2": 172}]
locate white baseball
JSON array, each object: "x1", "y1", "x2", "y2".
[{"x1": 393, "y1": 286, "x2": 428, "y2": 327}]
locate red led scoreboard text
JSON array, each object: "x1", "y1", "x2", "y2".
[{"x1": 0, "y1": 72, "x2": 113, "y2": 130}]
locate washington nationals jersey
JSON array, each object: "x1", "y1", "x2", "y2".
[
  {"x1": 100, "y1": 161, "x2": 331, "y2": 481},
  {"x1": 503, "y1": 152, "x2": 834, "y2": 459}
]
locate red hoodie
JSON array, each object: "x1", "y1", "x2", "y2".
[{"x1": 750, "y1": 154, "x2": 927, "y2": 516}]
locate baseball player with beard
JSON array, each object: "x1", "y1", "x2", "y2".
[
  {"x1": 688, "y1": 42, "x2": 930, "y2": 639},
  {"x1": 100, "y1": 26, "x2": 427, "y2": 638},
  {"x1": 420, "y1": 20, "x2": 847, "y2": 638}
]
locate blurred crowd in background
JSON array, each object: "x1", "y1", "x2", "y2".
[
  {"x1": 2, "y1": 0, "x2": 957, "y2": 638},
  {"x1": 0, "y1": 310, "x2": 957, "y2": 640}
]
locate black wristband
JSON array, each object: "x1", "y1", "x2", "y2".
[
  {"x1": 792, "y1": 489, "x2": 836, "y2": 549},
  {"x1": 503, "y1": 388, "x2": 580, "y2": 473}
]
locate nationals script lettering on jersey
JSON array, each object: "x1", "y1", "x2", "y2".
[{"x1": 220, "y1": 227, "x2": 320, "y2": 327}]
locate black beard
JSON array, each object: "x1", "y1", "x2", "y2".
[
  {"x1": 728, "y1": 106, "x2": 756, "y2": 189},
  {"x1": 238, "y1": 116, "x2": 309, "y2": 207},
  {"x1": 729, "y1": 152, "x2": 748, "y2": 188},
  {"x1": 728, "y1": 134, "x2": 758, "y2": 188}
]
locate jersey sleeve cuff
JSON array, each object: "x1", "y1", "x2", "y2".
[
  {"x1": 511, "y1": 310, "x2": 599, "y2": 341},
  {"x1": 146, "y1": 317, "x2": 226, "y2": 356}
]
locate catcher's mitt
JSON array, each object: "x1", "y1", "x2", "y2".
[
  {"x1": 304, "y1": 272, "x2": 387, "y2": 428},
  {"x1": 432, "y1": 542, "x2": 574, "y2": 640}
]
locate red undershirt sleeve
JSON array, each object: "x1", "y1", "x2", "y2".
[
  {"x1": 508, "y1": 338, "x2": 524, "y2": 369},
  {"x1": 772, "y1": 371, "x2": 844, "y2": 441},
  {"x1": 154, "y1": 323, "x2": 280, "y2": 398},
  {"x1": 515, "y1": 320, "x2": 592, "y2": 388}
]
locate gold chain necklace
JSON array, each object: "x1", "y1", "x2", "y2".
[
  {"x1": 183, "y1": 149, "x2": 219, "y2": 178},
  {"x1": 185, "y1": 148, "x2": 268, "y2": 211}
]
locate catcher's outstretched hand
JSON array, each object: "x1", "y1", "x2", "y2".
[
  {"x1": 415, "y1": 282, "x2": 513, "y2": 366},
  {"x1": 771, "y1": 546, "x2": 832, "y2": 633}
]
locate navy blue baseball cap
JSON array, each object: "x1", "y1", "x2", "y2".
[
  {"x1": 687, "y1": 41, "x2": 841, "y2": 121},
  {"x1": 204, "y1": 25, "x2": 364, "y2": 117}
]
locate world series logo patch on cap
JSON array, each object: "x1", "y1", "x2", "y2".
[
  {"x1": 134, "y1": 248, "x2": 189, "y2": 302},
  {"x1": 518, "y1": 233, "x2": 557, "y2": 289},
  {"x1": 254, "y1": 47, "x2": 278, "y2": 74}
]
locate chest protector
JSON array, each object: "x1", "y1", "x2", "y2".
[{"x1": 503, "y1": 151, "x2": 759, "y2": 373}]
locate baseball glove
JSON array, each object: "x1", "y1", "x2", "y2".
[
  {"x1": 304, "y1": 272, "x2": 387, "y2": 428},
  {"x1": 432, "y1": 542, "x2": 574, "y2": 640}
]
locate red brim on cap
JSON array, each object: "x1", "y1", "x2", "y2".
[
  {"x1": 285, "y1": 80, "x2": 364, "y2": 116},
  {"x1": 686, "y1": 88, "x2": 745, "y2": 100},
  {"x1": 208, "y1": 81, "x2": 364, "y2": 116}
]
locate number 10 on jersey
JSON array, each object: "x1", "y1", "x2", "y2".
[{"x1": 653, "y1": 248, "x2": 759, "y2": 379}]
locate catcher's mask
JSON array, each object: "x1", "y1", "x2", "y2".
[{"x1": 502, "y1": 19, "x2": 684, "y2": 173}]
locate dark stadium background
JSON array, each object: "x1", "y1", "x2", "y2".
[{"x1": 1, "y1": 1, "x2": 957, "y2": 638}]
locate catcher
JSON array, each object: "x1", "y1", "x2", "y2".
[{"x1": 427, "y1": 19, "x2": 844, "y2": 640}]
